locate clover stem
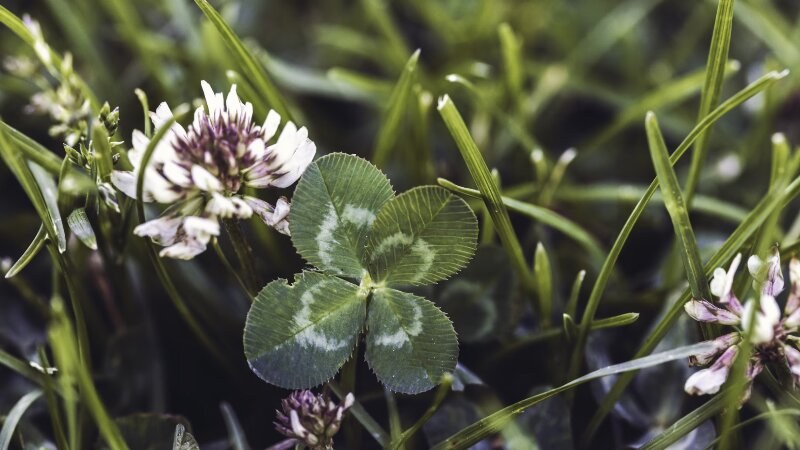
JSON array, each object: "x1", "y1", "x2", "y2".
[{"x1": 223, "y1": 219, "x2": 260, "y2": 298}]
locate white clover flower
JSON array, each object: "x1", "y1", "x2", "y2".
[
  {"x1": 684, "y1": 251, "x2": 800, "y2": 401},
  {"x1": 112, "y1": 81, "x2": 315, "y2": 259}
]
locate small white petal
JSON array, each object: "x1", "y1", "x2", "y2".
[
  {"x1": 183, "y1": 216, "x2": 220, "y2": 241},
  {"x1": 289, "y1": 410, "x2": 308, "y2": 438},
  {"x1": 226, "y1": 84, "x2": 241, "y2": 115},
  {"x1": 191, "y1": 165, "x2": 222, "y2": 192},
  {"x1": 162, "y1": 161, "x2": 191, "y2": 187},
  {"x1": 747, "y1": 255, "x2": 762, "y2": 278},
  {"x1": 111, "y1": 171, "x2": 147, "y2": 201},
  {"x1": 262, "y1": 110, "x2": 281, "y2": 141},
  {"x1": 133, "y1": 215, "x2": 182, "y2": 246},
  {"x1": 159, "y1": 239, "x2": 206, "y2": 260},
  {"x1": 206, "y1": 193, "x2": 237, "y2": 218},
  {"x1": 761, "y1": 295, "x2": 781, "y2": 326},
  {"x1": 201, "y1": 80, "x2": 222, "y2": 114}
]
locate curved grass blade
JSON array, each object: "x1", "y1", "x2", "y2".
[
  {"x1": 640, "y1": 392, "x2": 727, "y2": 450},
  {"x1": 5, "y1": 225, "x2": 47, "y2": 278},
  {"x1": 437, "y1": 96, "x2": 537, "y2": 295},
  {"x1": 1, "y1": 122, "x2": 63, "y2": 174},
  {"x1": 645, "y1": 112, "x2": 710, "y2": 300},
  {"x1": 438, "y1": 178, "x2": 605, "y2": 264},
  {"x1": 0, "y1": 390, "x2": 43, "y2": 450},
  {"x1": 194, "y1": 0, "x2": 292, "y2": 120},
  {"x1": 683, "y1": 0, "x2": 736, "y2": 203},
  {"x1": 220, "y1": 403, "x2": 251, "y2": 450},
  {"x1": 373, "y1": 50, "x2": 420, "y2": 168},
  {"x1": 430, "y1": 342, "x2": 715, "y2": 449}
]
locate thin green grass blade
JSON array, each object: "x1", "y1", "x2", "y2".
[
  {"x1": 1, "y1": 122, "x2": 63, "y2": 175},
  {"x1": 640, "y1": 393, "x2": 727, "y2": 450},
  {"x1": 587, "y1": 61, "x2": 739, "y2": 150},
  {"x1": 552, "y1": 183, "x2": 749, "y2": 223},
  {"x1": 645, "y1": 112, "x2": 710, "y2": 300},
  {"x1": 194, "y1": 0, "x2": 292, "y2": 120},
  {"x1": 438, "y1": 178, "x2": 606, "y2": 266},
  {"x1": 498, "y1": 23, "x2": 523, "y2": 100},
  {"x1": 534, "y1": 243, "x2": 553, "y2": 327},
  {"x1": 430, "y1": 342, "x2": 716, "y2": 450},
  {"x1": 220, "y1": 403, "x2": 251, "y2": 450},
  {"x1": 437, "y1": 96, "x2": 537, "y2": 296},
  {"x1": 684, "y1": 0, "x2": 735, "y2": 203},
  {"x1": 0, "y1": 390, "x2": 43, "y2": 450},
  {"x1": 5, "y1": 225, "x2": 47, "y2": 278},
  {"x1": 373, "y1": 50, "x2": 420, "y2": 168},
  {"x1": 734, "y1": 2, "x2": 800, "y2": 68}
]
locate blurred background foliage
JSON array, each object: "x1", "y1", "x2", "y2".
[{"x1": 1, "y1": 0, "x2": 800, "y2": 448}]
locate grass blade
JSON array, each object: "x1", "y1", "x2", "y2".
[
  {"x1": 220, "y1": 403, "x2": 251, "y2": 450},
  {"x1": 1, "y1": 122, "x2": 63, "y2": 175},
  {"x1": 0, "y1": 390, "x2": 43, "y2": 450},
  {"x1": 430, "y1": 342, "x2": 715, "y2": 450},
  {"x1": 372, "y1": 50, "x2": 420, "y2": 168},
  {"x1": 194, "y1": 0, "x2": 293, "y2": 120},
  {"x1": 498, "y1": 23, "x2": 523, "y2": 100},
  {"x1": 534, "y1": 243, "x2": 554, "y2": 328},
  {"x1": 5, "y1": 225, "x2": 47, "y2": 278},
  {"x1": 645, "y1": 112, "x2": 710, "y2": 300},
  {"x1": 438, "y1": 179, "x2": 605, "y2": 268},
  {"x1": 640, "y1": 393, "x2": 727, "y2": 450},
  {"x1": 437, "y1": 96, "x2": 537, "y2": 297},
  {"x1": 684, "y1": 0, "x2": 735, "y2": 203}
]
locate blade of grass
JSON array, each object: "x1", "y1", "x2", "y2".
[
  {"x1": 373, "y1": 50, "x2": 420, "y2": 168},
  {"x1": 431, "y1": 341, "x2": 716, "y2": 449},
  {"x1": 586, "y1": 60, "x2": 739, "y2": 150},
  {"x1": 550, "y1": 183, "x2": 749, "y2": 223},
  {"x1": 684, "y1": 0, "x2": 735, "y2": 204},
  {"x1": 5, "y1": 225, "x2": 47, "y2": 279},
  {"x1": 393, "y1": 374, "x2": 452, "y2": 449},
  {"x1": 220, "y1": 403, "x2": 251, "y2": 450},
  {"x1": 48, "y1": 297, "x2": 129, "y2": 450},
  {"x1": 438, "y1": 178, "x2": 605, "y2": 267},
  {"x1": 645, "y1": 112, "x2": 710, "y2": 300},
  {"x1": 534, "y1": 243, "x2": 554, "y2": 328},
  {"x1": 437, "y1": 96, "x2": 538, "y2": 301},
  {"x1": 194, "y1": 0, "x2": 292, "y2": 120},
  {"x1": 361, "y1": 0, "x2": 412, "y2": 70},
  {"x1": 328, "y1": 382, "x2": 390, "y2": 447},
  {"x1": 0, "y1": 390, "x2": 43, "y2": 450},
  {"x1": 734, "y1": 2, "x2": 800, "y2": 69},
  {"x1": 498, "y1": 23, "x2": 523, "y2": 101},
  {"x1": 1, "y1": 122, "x2": 63, "y2": 175},
  {"x1": 640, "y1": 391, "x2": 728, "y2": 450}
]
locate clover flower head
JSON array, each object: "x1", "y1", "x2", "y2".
[
  {"x1": 112, "y1": 81, "x2": 315, "y2": 259},
  {"x1": 683, "y1": 249, "x2": 800, "y2": 402},
  {"x1": 274, "y1": 390, "x2": 354, "y2": 450}
]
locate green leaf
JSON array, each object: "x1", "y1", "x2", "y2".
[
  {"x1": 29, "y1": 162, "x2": 66, "y2": 253},
  {"x1": 244, "y1": 271, "x2": 367, "y2": 389},
  {"x1": 290, "y1": 153, "x2": 394, "y2": 278},
  {"x1": 645, "y1": 112, "x2": 710, "y2": 301},
  {"x1": 67, "y1": 208, "x2": 98, "y2": 251},
  {"x1": 367, "y1": 186, "x2": 477, "y2": 286},
  {"x1": 365, "y1": 288, "x2": 458, "y2": 394},
  {"x1": 0, "y1": 390, "x2": 43, "y2": 450},
  {"x1": 193, "y1": 0, "x2": 292, "y2": 120}
]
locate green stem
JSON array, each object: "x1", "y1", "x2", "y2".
[{"x1": 223, "y1": 219, "x2": 260, "y2": 298}]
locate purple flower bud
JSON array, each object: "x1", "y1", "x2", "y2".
[
  {"x1": 688, "y1": 332, "x2": 740, "y2": 366},
  {"x1": 274, "y1": 390, "x2": 353, "y2": 450},
  {"x1": 784, "y1": 345, "x2": 800, "y2": 385}
]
